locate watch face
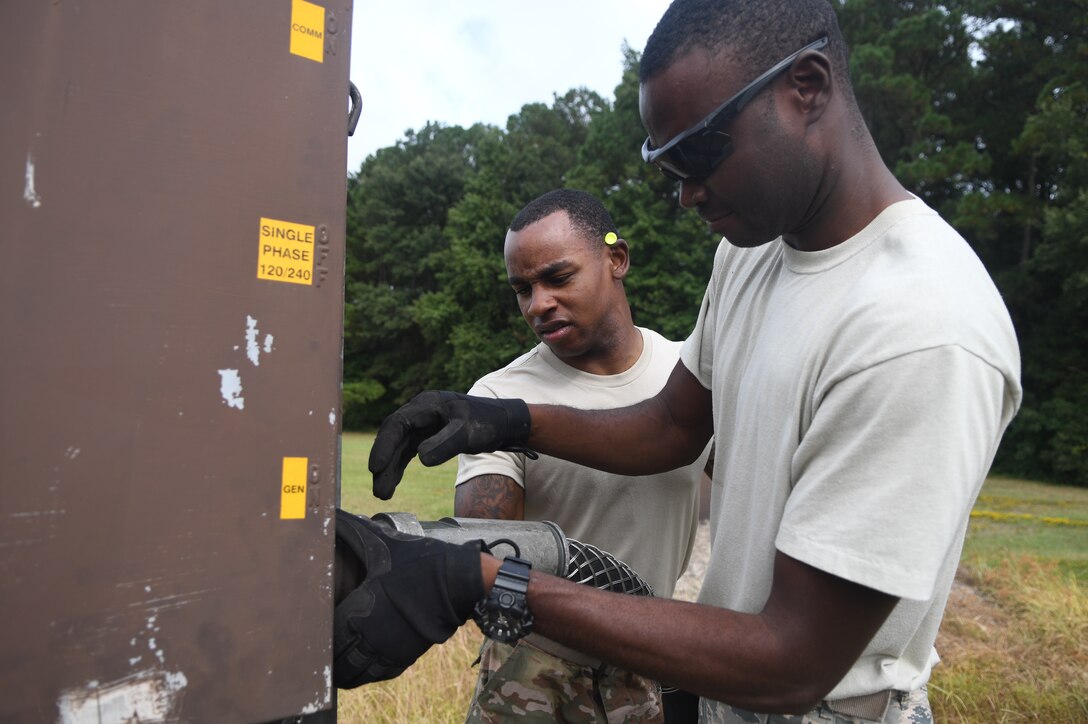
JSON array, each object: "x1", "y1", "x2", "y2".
[{"x1": 473, "y1": 557, "x2": 534, "y2": 643}]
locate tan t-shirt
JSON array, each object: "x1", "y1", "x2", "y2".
[
  {"x1": 456, "y1": 327, "x2": 707, "y2": 599},
  {"x1": 683, "y1": 198, "x2": 1021, "y2": 702}
]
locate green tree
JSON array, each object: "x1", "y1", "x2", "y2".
[
  {"x1": 992, "y1": 54, "x2": 1088, "y2": 481},
  {"x1": 960, "y1": 2, "x2": 1088, "y2": 484},
  {"x1": 839, "y1": 1, "x2": 985, "y2": 214},
  {"x1": 342, "y1": 122, "x2": 498, "y2": 426}
]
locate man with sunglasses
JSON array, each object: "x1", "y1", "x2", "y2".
[{"x1": 345, "y1": 1, "x2": 1021, "y2": 721}]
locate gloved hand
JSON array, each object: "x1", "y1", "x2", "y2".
[
  {"x1": 368, "y1": 391, "x2": 532, "y2": 500},
  {"x1": 332, "y1": 509, "x2": 485, "y2": 689}
]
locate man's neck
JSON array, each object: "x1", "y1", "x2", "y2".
[
  {"x1": 561, "y1": 323, "x2": 644, "y2": 377},
  {"x1": 784, "y1": 134, "x2": 912, "y2": 252}
]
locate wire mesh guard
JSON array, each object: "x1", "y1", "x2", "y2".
[{"x1": 565, "y1": 538, "x2": 655, "y2": 597}]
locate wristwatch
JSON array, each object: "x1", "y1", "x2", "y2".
[{"x1": 472, "y1": 556, "x2": 534, "y2": 643}]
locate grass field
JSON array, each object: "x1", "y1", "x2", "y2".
[
  {"x1": 930, "y1": 476, "x2": 1088, "y2": 722},
  {"x1": 337, "y1": 432, "x2": 479, "y2": 723},
  {"x1": 337, "y1": 432, "x2": 1088, "y2": 722}
]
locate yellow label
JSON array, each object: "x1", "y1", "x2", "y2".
[
  {"x1": 280, "y1": 457, "x2": 308, "y2": 519},
  {"x1": 290, "y1": 0, "x2": 325, "y2": 63},
  {"x1": 258, "y1": 217, "x2": 315, "y2": 285}
]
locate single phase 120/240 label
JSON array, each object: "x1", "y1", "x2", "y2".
[{"x1": 258, "y1": 217, "x2": 315, "y2": 285}]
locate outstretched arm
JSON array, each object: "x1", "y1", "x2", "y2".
[
  {"x1": 332, "y1": 509, "x2": 896, "y2": 708},
  {"x1": 525, "y1": 360, "x2": 713, "y2": 475},
  {"x1": 478, "y1": 549, "x2": 898, "y2": 714},
  {"x1": 370, "y1": 360, "x2": 712, "y2": 499}
]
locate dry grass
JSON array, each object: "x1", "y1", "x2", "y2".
[
  {"x1": 931, "y1": 558, "x2": 1088, "y2": 722},
  {"x1": 337, "y1": 626, "x2": 483, "y2": 723},
  {"x1": 928, "y1": 476, "x2": 1088, "y2": 722}
]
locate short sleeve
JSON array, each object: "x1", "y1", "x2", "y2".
[{"x1": 776, "y1": 345, "x2": 1008, "y2": 600}]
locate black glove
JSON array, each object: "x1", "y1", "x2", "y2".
[
  {"x1": 332, "y1": 509, "x2": 485, "y2": 689},
  {"x1": 368, "y1": 391, "x2": 533, "y2": 500}
]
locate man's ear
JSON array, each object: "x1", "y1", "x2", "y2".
[
  {"x1": 787, "y1": 51, "x2": 832, "y2": 125},
  {"x1": 607, "y1": 239, "x2": 630, "y2": 279}
]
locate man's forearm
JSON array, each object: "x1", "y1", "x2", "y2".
[
  {"x1": 526, "y1": 398, "x2": 710, "y2": 475},
  {"x1": 524, "y1": 361, "x2": 713, "y2": 474},
  {"x1": 477, "y1": 550, "x2": 897, "y2": 715},
  {"x1": 518, "y1": 564, "x2": 815, "y2": 712},
  {"x1": 479, "y1": 553, "x2": 813, "y2": 711}
]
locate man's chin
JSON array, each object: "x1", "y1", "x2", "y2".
[
  {"x1": 707, "y1": 215, "x2": 772, "y2": 248},
  {"x1": 542, "y1": 340, "x2": 583, "y2": 360}
]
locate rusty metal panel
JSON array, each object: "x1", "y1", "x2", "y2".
[{"x1": 1, "y1": 1, "x2": 351, "y2": 720}]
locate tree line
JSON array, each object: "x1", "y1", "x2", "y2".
[{"x1": 343, "y1": 0, "x2": 1087, "y2": 486}]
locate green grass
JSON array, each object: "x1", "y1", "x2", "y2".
[
  {"x1": 931, "y1": 475, "x2": 1088, "y2": 722},
  {"x1": 963, "y1": 476, "x2": 1088, "y2": 581},
  {"x1": 339, "y1": 431, "x2": 458, "y2": 520},
  {"x1": 336, "y1": 439, "x2": 1088, "y2": 722},
  {"x1": 337, "y1": 431, "x2": 479, "y2": 724}
]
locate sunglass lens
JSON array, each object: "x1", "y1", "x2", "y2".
[
  {"x1": 680, "y1": 132, "x2": 733, "y2": 177},
  {"x1": 654, "y1": 132, "x2": 734, "y2": 182},
  {"x1": 654, "y1": 154, "x2": 689, "y2": 181}
]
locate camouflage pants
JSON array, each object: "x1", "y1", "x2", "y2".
[
  {"x1": 700, "y1": 686, "x2": 932, "y2": 724},
  {"x1": 465, "y1": 638, "x2": 664, "y2": 723}
]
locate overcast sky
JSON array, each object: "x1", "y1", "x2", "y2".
[{"x1": 345, "y1": 0, "x2": 672, "y2": 172}]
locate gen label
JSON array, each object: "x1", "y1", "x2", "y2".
[{"x1": 280, "y1": 457, "x2": 308, "y2": 519}]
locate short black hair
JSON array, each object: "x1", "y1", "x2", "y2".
[
  {"x1": 640, "y1": 0, "x2": 856, "y2": 106},
  {"x1": 509, "y1": 189, "x2": 618, "y2": 248}
]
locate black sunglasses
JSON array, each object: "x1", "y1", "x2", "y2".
[{"x1": 641, "y1": 36, "x2": 829, "y2": 182}]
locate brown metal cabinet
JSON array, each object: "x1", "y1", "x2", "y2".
[{"x1": 1, "y1": 1, "x2": 352, "y2": 720}]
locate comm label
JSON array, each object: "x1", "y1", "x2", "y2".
[
  {"x1": 258, "y1": 217, "x2": 314, "y2": 285},
  {"x1": 290, "y1": 0, "x2": 325, "y2": 63},
  {"x1": 280, "y1": 456, "x2": 308, "y2": 519}
]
